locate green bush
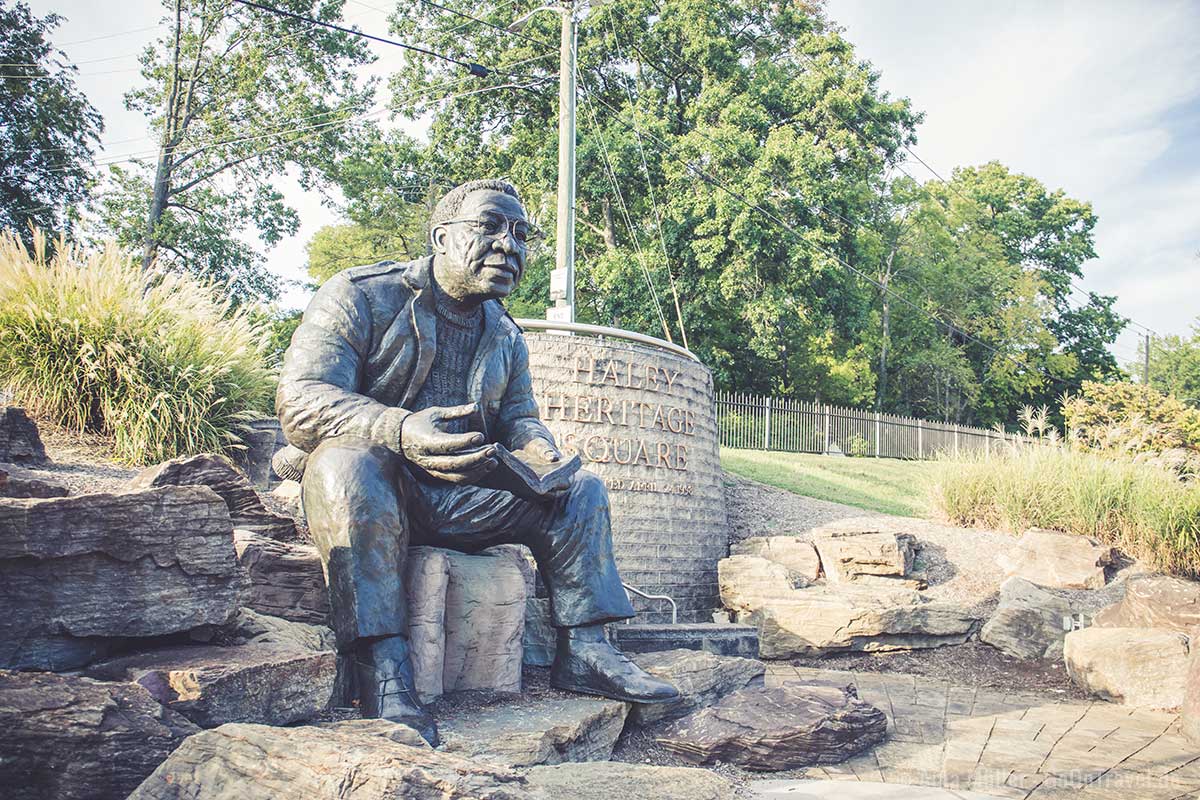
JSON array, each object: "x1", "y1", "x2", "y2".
[
  {"x1": 930, "y1": 444, "x2": 1200, "y2": 578},
  {"x1": 1064, "y1": 380, "x2": 1200, "y2": 454},
  {"x1": 0, "y1": 230, "x2": 275, "y2": 464}
]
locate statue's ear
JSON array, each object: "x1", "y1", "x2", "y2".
[{"x1": 430, "y1": 223, "x2": 449, "y2": 254}]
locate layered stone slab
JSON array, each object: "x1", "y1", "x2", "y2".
[
  {"x1": 0, "y1": 406, "x2": 47, "y2": 464},
  {"x1": 130, "y1": 453, "x2": 296, "y2": 539},
  {"x1": 438, "y1": 694, "x2": 630, "y2": 767},
  {"x1": 0, "y1": 670, "x2": 199, "y2": 800},
  {"x1": 1093, "y1": 574, "x2": 1200, "y2": 633},
  {"x1": 656, "y1": 684, "x2": 887, "y2": 770},
  {"x1": 731, "y1": 536, "x2": 822, "y2": 583},
  {"x1": 232, "y1": 530, "x2": 330, "y2": 624},
  {"x1": 526, "y1": 762, "x2": 734, "y2": 800},
  {"x1": 811, "y1": 530, "x2": 917, "y2": 585},
  {"x1": 980, "y1": 577, "x2": 1109, "y2": 661},
  {"x1": 0, "y1": 486, "x2": 246, "y2": 670},
  {"x1": 127, "y1": 722, "x2": 528, "y2": 799},
  {"x1": 628, "y1": 648, "x2": 765, "y2": 726},
  {"x1": 0, "y1": 462, "x2": 68, "y2": 498},
  {"x1": 86, "y1": 642, "x2": 336, "y2": 727}
]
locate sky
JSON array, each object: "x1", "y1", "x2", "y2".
[{"x1": 29, "y1": 0, "x2": 1200, "y2": 366}]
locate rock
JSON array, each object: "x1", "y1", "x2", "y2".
[
  {"x1": 811, "y1": 530, "x2": 917, "y2": 584},
  {"x1": 217, "y1": 607, "x2": 336, "y2": 652},
  {"x1": 980, "y1": 577, "x2": 1107, "y2": 661},
  {"x1": 85, "y1": 642, "x2": 335, "y2": 727},
  {"x1": 1183, "y1": 648, "x2": 1200, "y2": 745},
  {"x1": 232, "y1": 530, "x2": 330, "y2": 624},
  {"x1": 443, "y1": 546, "x2": 530, "y2": 694},
  {"x1": 997, "y1": 528, "x2": 1115, "y2": 589},
  {"x1": 127, "y1": 722, "x2": 529, "y2": 800},
  {"x1": 0, "y1": 670, "x2": 199, "y2": 800},
  {"x1": 0, "y1": 463, "x2": 68, "y2": 497},
  {"x1": 1064, "y1": 626, "x2": 1190, "y2": 708},
  {"x1": 312, "y1": 718, "x2": 431, "y2": 748},
  {"x1": 656, "y1": 684, "x2": 887, "y2": 770},
  {"x1": 1093, "y1": 575, "x2": 1200, "y2": 633},
  {"x1": 628, "y1": 648, "x2": 765, "y2": 726},
  {"x1": 525, "y1": 762, "x2": 734, "y2": 800},
  {"x1": 404, "y1": 546, "x2": 531, "y2": 702},
  {"x1": 406, "y1": 546, "x2": 452, "y2": 702},
  {"x1": 0, "y1": 487, "x2": 247, "y2": 670},
  {"x1": 730, "y1": 537, "x2": 821, "y2": 583},
  {"x1": 718, "y1": 555, "x2": 799, "y2": 612},
  {"x1": 524, "y1": 597, "x2": 556, "y2": 667},
  {"x1": 0, "y1": 406, "x2": 47, "y2": 464},
  {"x1": 739, "y1": 584, "x2": 977, "y2": 658},
  {"x1": 270, "y1": 479, "x2": 303, "y2": 516},
  {"x1": 130, "y1": 453, "x2": 296, "y2": 539},
  {"x1": 439, "y1": 694, "x2": 630, "y2": 767}
]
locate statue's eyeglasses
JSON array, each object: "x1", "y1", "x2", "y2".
[{"x1": 440, "y1": 213, "x2": 544, "y2": 246}]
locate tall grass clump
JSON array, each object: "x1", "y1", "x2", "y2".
[
  {"x1": 931, "y1": 444, "x2": 1200, "y2": 578},
  {"x1": 0, "y1": 229, "x2": 274, "y2": 464}
]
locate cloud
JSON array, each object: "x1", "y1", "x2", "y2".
[{"x1": 829, "y1": 0, "x2": 1200, "y2": 347}]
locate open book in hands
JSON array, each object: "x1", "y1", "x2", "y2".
[{"x1": 478, "y1": 444, "x2": 582, "y2": 503}]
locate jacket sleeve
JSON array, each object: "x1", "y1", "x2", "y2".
[
  {"x1": 495, "y1": 333, "x2": 557, "y2": 453},
  {"x1": 275, "y1": 274, "x2": 408, "y2": 454}
]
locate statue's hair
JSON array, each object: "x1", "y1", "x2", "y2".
[{"x1": 429, "y1": 179, "x2": 523, "y2": 230}]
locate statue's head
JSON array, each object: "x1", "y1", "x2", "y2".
[{"x1": 429, "y1": 179, "x2": 536, "y2": 304}]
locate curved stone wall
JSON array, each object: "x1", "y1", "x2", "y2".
[{"x1": 524, "y1": 332, "x2": 728, "y2": 622}]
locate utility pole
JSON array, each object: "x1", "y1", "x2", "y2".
[{"x1": 1144, "y1": 332, "x2": 1152, "y2": 386}]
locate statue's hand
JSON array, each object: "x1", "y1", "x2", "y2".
[{"x1": 400, "y1": 403, "x2": 497, "y2": 483}]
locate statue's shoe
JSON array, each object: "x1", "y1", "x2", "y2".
[
  {"x1": 550, "y1": 638, "x2": 681, "y2": 704},
  {"x1": 356, "y1": 635, "x2": 441, "y2": 747}
]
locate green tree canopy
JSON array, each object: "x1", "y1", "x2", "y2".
[
  {"x1": 0, "y1": 0, "x2": 103, "y2": 244},
  {"x1": 98, "y1": 0, "x2": 373, "y2": 302}
]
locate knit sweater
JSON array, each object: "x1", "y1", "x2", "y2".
[{"x1": 411, "y1": 293, "x2": 483, "y2": 434}]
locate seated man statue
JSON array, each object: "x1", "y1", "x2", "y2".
[{"x1": 274, "y1": 178, "x2": 679, "y2": 745}]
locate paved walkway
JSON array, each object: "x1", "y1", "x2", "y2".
[{"x1": 752, "y1": 664, "x2": 1200, "y2": 800}]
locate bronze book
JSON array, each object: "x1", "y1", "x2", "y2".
[{"x1": 479, "y1": 444, "x2": 582, "y2": 502}]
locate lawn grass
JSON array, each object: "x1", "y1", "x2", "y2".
[{"x1": 720, "y1": 448, "x2": 935, "y2": 518}]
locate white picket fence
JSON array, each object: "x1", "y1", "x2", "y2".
[{"x1": 715, "y1": 391, "x2": 1024, "y2": 460}]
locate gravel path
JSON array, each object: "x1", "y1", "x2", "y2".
[{"x1": 32, "y1": 425, "x2": 137, "y2": 494}]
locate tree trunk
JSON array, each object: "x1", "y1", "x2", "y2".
[
  {"x1": 601, "y1": 198, "x2": 617, "y2": 251},
  {"x1": 141, "y1": 0, "x2": 183, "y2": 272}
]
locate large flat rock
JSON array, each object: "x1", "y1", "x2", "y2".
[
  {"x1": 0, "y1": 463, "x2": 69, "y2": 498},
  {"x1": 0, "y1": 670, "x2": 199, "y2": 800},
  {"x1": 232, "y1": 530, "x2": 330, "y2": 624},
  {"x1": 734, "y1": 583, "x2": 977, "y2": 659},
  {"x1": 131, "y1": 453, "x2": 296, "y2": 539},
  {"x1": 0, "y1": 486, "x2": 247, "y2": 670},
  {"x1": 526, "y1": 762, "x2": 734, "y2": 800},
  {"x1": 438, "y1": 694, "x2": 630, "y2": 767},
  {"x1": 656, "y1": 684, "x2": 887, "y2": 770},
  {"x1": 997, "y1": 528, "x2": 1115, "y2": 589},
  {"x1": 1093, "y1": 575, "x2": 1200, "y2": 633},
  {"x1": 127, "y1": 722, "x2": 529, "y2": 799},
  {"x1": 810, "y1": 529, "x2": 917, "y2": 584},
  {"x1": 719, "y1": 554, "x2": 799, "y2": 612},
  {"x1": 86, "y1": 642, "x2": 335, "y2": 727},
  {"x1": 1064, "y1": 626, "x2": 1190, "y2": 708},
  {"x1": 628, "y1": 648, "x2": 765, "y2": 726}
]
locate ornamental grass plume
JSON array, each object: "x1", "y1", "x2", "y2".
[{"x1": 0, "y1": 228, "x2": 274, "y2": 464}]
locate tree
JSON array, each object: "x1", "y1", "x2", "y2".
[
  {"x1": 97, "y1": 0, "x2": 372, "y2": 302},
  {"x1": 0, "y1": 1, "x2": 103, "y2": 243},
  {"x1": 1140, "y1": 321, "x2": 1200, "y2": 407},
  {"x1": 386, "y1": 0, "x2": 920, "y2": 403}
]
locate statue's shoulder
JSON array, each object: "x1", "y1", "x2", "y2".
[{"x1": 342, "y1": 259, "x2": 410, "y2": 283}]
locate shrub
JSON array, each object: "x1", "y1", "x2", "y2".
[
  {"x1": 0, "y1": 230, "x2": 275, "y2": 464},
  {"x1": 930, "y1": 444, "x2": 1200, "y2": 578},
  {"x1": 1064, "y1": 380, "x2": 1200, "y2": 454}
]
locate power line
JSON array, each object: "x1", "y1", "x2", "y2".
[
  {"x1": 58, "y1": 25, "x2": 159, "y2": 47},
  {"x1": 229, "y1": 0, "x2": 490, "y2": 77},
  {"x1": 416, "y1": 0, "x2": 556, "y2": 51}
]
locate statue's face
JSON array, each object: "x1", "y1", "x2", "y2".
[{"x1": 432, "y1": 189, "x2": 528, "y2": 302}]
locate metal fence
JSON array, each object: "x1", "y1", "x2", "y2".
[{"x1": 716, "y1": 391, "x2": 1024, "y2": 460}]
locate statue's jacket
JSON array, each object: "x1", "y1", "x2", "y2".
[{"x1": 275, "y1": 256, "x2": 555, "y2": 472}]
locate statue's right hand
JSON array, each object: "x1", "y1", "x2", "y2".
[{"x1": 399, "y1": 403, "x2": 497, "y2": 483}]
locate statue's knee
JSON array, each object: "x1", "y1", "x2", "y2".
[
  {"x1": 570, "y1": 470, "x2": 609, "y2": 508},
  {"x1": 303, "y1": 435, "x2": 400, "y2": 517}
]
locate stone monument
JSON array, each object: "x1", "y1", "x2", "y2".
[{"x1": 273, "y1": 179, "x2": 679, "y2": 745}]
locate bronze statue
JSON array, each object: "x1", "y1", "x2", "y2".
[{"x1": 275, "y1": 179, "x2": 678, "y2": 745}]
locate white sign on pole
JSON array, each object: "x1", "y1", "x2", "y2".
[
  {"x1": 549, "y1": 267, "x2": 569, "y2": 300},
  {"x1": 546, "y1": 303, "x2": 573, "y2": 334}
]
